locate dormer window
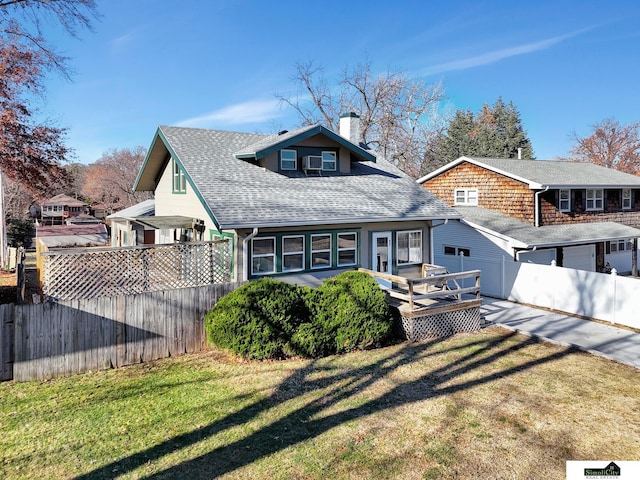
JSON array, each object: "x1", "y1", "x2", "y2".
[
  {"x1": 322, "y1": 151, "x2": 337, "y2": 171},
  {"x1": 280, "y1": 149, "x2": 297, "y2": 171},
  {"x1": 454, "y1": 188, "x2": 478, "y2": 206},
  {"x1": 586, "y1": 189, "x2": 603, "y2": 211}
]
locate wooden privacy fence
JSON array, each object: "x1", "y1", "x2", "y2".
[
  {"x1": 39, "y1": 240, "x2": 232, "y2": 301},
  {"x1": 1, "y1": 282, "x2": 243, "y2": 382}
]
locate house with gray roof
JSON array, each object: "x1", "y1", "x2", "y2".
[
  {"x1": 133, "y1": 114, "x2": 460, "y2": 282},
  {"x1": 418, "y1": 156, "x2": 640, "y2": 285}
]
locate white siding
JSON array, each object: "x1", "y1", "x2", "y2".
[
  {"x1": 155, "y1": 157, "x2": 216, "y2": 232},
  {"x1": 519, "y1": 248, "x2": 556, "y2": 265}
]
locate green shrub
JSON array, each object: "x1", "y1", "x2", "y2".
[
  {"x1": 205, "y1": 278, "x2": 310, "y2": 360},
  {"x1": 311, "y1": 271, "x2": 394, "y2": 354},
  {"x1": 205, "y1": 271, "x2": 395, "y2": 360}
]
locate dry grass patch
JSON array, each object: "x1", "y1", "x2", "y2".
[{"x1": 1, "y1": 327, "x2": 639, "y2": 479}]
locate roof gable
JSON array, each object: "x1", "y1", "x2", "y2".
[
  {"x1": 233, "y1": 124, "x2": 376, "y2": 162},
  {"x1": 419, "y1": 156, "x2": 640, "y2": 189},
  {"x1": 42, "y1": 194, "x2": 86, "y2": 207},
  {"x1": 135, "y1": 125, "x2": 460, "y2": 229}
]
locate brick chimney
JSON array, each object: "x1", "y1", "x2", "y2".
[{"x1": 339, "y1": 112, "x2": 361, "y2": 144}]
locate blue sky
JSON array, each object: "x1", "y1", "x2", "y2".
[{"x1": 40, "y1": 0, "x2": 640, "y2": 164}]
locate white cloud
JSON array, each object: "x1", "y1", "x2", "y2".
[
  {"x1": 176, "y1": 99, "x2": 283, "y2": 128},
  {"x1": 110, "y1": 31, "x2": 137, "y2": 53},
  {"x1": 422, "y1": 30, "x2": 584, "y2": 76}
]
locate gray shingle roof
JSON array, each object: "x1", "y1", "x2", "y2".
[
  {"x1": 107, "y1": 199, "x2": 155, "y2": 218},
  {"x1": 158, "y1": 126, "x2": 460, "y2": 229},
  {"x1": 456, "y1": 206, "x2": 640, "y2": 248},
  {"x1": 464, "y1": 157, "x2": 640, "y2": 188}
]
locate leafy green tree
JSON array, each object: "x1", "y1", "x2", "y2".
[{"x1": 422, "y1": 98, "x2": 534, "y2": 174}]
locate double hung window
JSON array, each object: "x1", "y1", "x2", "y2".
[
  {"x1": 397, "y1": 230, "x2": 422, "y2": 265},
  {"x1": 282, "y1": 235, "x2": 305, "y2": 272},
  {"x1": 173, "y1": 159, "x2": 186, "y2": 193},
  {"x1": 586, "y1": 189, "x2": 603, "y2": 211},
  {"x1": 622, "y1": 189, "x2": 632, "y2": 209},
  {"x1": 337, "y1": 232, "x2": 357, "y2": 266},
  {"x1": 311, "y1": 234, "x2": 332, "y2": 269},
  {"x1": 321, "y1": 151, "x2": 337, "y2": 171},
  {"x1": 559, "y1": 189, "x2": 570, "y2": 212},
  {"x1": 280, "y1": 149, "x2": 297, "y2": 171},
  {"x1": 251, "y1": 237, "x2": 276, "y2": 274}
]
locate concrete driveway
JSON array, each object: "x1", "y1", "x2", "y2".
[{"x1": 481, "y1": 297, "x2": 640, "y2": 369}]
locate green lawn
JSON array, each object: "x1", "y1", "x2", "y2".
[{"x1": 1, "y1": 327, "x2": 639, "y2": 479}]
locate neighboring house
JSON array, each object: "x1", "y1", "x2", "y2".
[
  {"x1": 133, "y1": 114, "x2": 460, "y2": 283},
  {"x1": 89, "y1": 203, "x2": 108, "y2": 220},
  {"x1": 35, "y1": 224, "x2": 109, "y2": 249},
  {"x1": 40, "y1": 194, "x2": 88, "y2": 225},
  {"x1": 107, "y1": 199, "x2": 155, "y2": 246},
  {"x1": 418, "y1": 156, "x2": 640, "y2": 282}
]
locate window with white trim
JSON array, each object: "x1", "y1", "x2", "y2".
[
  {"x1": 173, "y1": 159, "x2": 186, "y2": 193},
  {"x1": 251, "y1": 237, "x2": 276, "y2": 275},
  {"x1": 337, "y1": 232, "x2": 357, "y2": 266},
  {"x1": 280, "y1": 149, "x2": 297, "y2": 171},
  {"x1": 396, "y1": 230, "x2": 422, "y2": 265},
  {"x1": 586, "y1": 189, "x2": 603, "y2": 210},
  {"x1": 622, "y1": 189, "x2": 632, "y2": 210},
  {"x1": 282, "y1": 235, "x2": 305, "y2": 272},
  {"x1": 454, "y1": 188, "x2": 478, "y2": 206},
  {"x1": 559, "y1": 189, "x2": 571, "y2": 212},
  {"x1": 606, "y1": 239, "x2": 634, "y2": 253},
  {"x1": 311, "y1": 234, "x2": 331, "y2": 269},
  {"x1": 322, "y1": 151, "x2": 337, "y2": 171}
]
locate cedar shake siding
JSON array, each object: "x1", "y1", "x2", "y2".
[
  {"x1": 540, "y1": 188, "x2": 640, "y2": 228},
  {"x1": 422, "y1": 161, "x2": 535, "y2": 223}
]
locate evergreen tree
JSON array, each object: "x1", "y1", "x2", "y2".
[{"x1": 422, "y1": 98, "x2": 534, "y2": 174}]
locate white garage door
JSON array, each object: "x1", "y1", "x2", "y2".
[{"x1": 563, "y1": 245, "x2": 595, "y2": 271}]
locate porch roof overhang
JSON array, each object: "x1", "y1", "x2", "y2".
[
  {"x1": 118, "y1": 215, "x2": 200, "y2": 230},
  {"x1": 455, "y1": 206, "x2": 640, "y2": 250}
]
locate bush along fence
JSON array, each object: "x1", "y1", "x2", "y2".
[{"x1": 1, "y1": 282, "x2": 243, "y2": 382}]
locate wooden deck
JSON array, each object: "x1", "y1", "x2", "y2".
[
  {"x1": 358, "y1": 266, "x2": 481, "y2": 312},
  {"x1": 359, "y1": 265, "x2": 482, "y2": 341}
]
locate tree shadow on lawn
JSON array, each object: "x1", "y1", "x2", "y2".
[{"x1": 73, "y1": 330, "x2": 579, "y2": 480}]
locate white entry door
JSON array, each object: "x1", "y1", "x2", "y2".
[{"x1": 372, "y1": 231, "x2": 393, "y2": 288}]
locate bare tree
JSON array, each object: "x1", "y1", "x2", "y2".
[
  {"x1": 277, "y1": 60, "x2": 445, "y2": 178},
  {"x1": 82, "y1": 147, "x2": 153, "y2": 211},
  {"x1": 564, "y1": 118, "x2": 640, "y2": 175},
  {"x1": 0, "y1": 0, "x2": 98, "y2": 194}
]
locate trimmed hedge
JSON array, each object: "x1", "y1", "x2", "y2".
[
  {"x1": 204, "y1": 278, "x2": 310, "y2": 360},
  {"x1": 205, "y1": 271, "x2": 395, "y2": 360}
]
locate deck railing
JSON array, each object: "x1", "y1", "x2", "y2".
[{"x1": 358, "y1": 265, "x2": 481, "y2": 312}]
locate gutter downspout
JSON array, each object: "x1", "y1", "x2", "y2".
[
  {"x1": 429, "y1": 219, "x2": 448, "y2": 264},
  {"x1": 534, "y1": 186, "x2": 549, "y2": 227},
  {"x1": 243, "y1": 227, "x2": 259, "y2": 281}
]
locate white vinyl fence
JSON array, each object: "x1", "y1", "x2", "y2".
[{"x1": 437, "y1": 253, "x2": 640, "y2": 330}]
